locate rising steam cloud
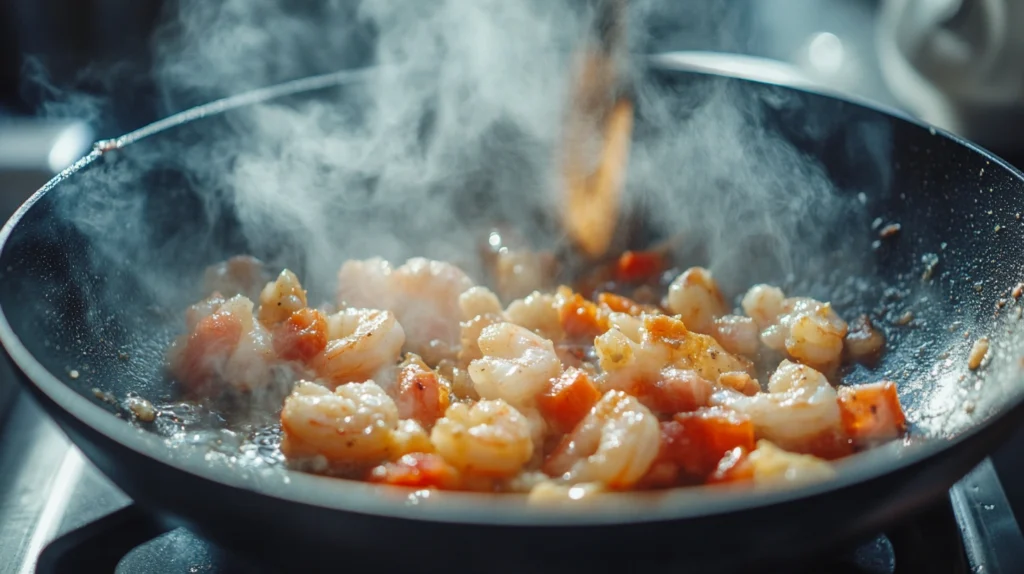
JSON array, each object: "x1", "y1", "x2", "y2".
[{"x1": 52, "y1": 0, "x2": 877, "y2": 314}]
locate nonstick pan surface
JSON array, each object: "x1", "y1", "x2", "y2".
[{"x1": 3, "y1": 56, "x2": 1024, "y2": 571}]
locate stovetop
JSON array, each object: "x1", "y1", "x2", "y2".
[{"x1": 1, "y1": 384, "x2": 1023, "y2": 574}]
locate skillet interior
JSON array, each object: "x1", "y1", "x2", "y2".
[{"x1": 2, "y1": 62, "x2": 1024, "y2": 568}]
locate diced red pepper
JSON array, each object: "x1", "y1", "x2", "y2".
[
  {"x1": 615, "y1": 251, "x2": 665, "y2": 284},
  {"x1": 557, "y1": 288, "x2": 609, "y2": 341},
  {"x1": 838, "y1": 381, "x2": 907, "y2": 446},
  {"x1": 367, "y1": 453, "x2": 461, "y2": 490},
  {"x1": 661, "y1": 408, "x2": 756, "y2": 481},
  {"x1": 634, "y1": 368, "x2": 713, "y2": 415},
  {"x1": 597, "y1": 292, "x2": 644, "y2": 315},
  {"x1": 537, "y1": 368, "x2": 602, "y2": 434}
]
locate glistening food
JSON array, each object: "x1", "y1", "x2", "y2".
[{"x1": 159, "y1": 239, "x2": 906, "y2": 503}]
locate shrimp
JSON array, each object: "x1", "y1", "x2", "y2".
[
  {"x1": 430, "y1": 399, "x2": 534, "y2": 477},
  {"x1": 709, "y1": 360, "x2": 849, "y2": 459},
  {"x1": 468, "y1": 322, "x2": 562, "y2": 408},
  {"x1": 543, "y1": 390, "x2": 659, "y2": 489},
  {"x1": 743, "y1": 284, "x2": 848, "y2": 374},
  {"x1": 314, "y1": 308, "x2": 405, "y2": 388},
  {"x1": 457, "y1": 287, "x2": 504, "y2": 370},
  {"x1": 595, "y1": 314, "x2": 752, "y2": 391},
  {"x1": 747, "y1": 440, "x2": 837, "y2": 486},
  {"x1": 770, "y1": 298, "x2": 848, "y2": 374},
  {"x1": 280, "y1": 380, "x2": 399, "y2": 465},
  {"x1": 257, "y1": 269, "x2": 308, "y2": 327},
  {"x1": 337, "y1": 257, "x2": 474, "y2": 361},
  {"x1": 459, "y1": 286, "x2": 503, "y2": 321},
  {"x1": 168, "y1": 295, "x2": 276, "y2": 394},
  {"x1": 336, "y1": 257, "x2": 396, "y2": 311},
  {"x1": 711, "y1": 315, "x2": 760, "y2": 357},
  {"x1": 665, "y1": 267, "x2": 728, "y2": 334},
  {"x1": 390, "y1": 419, "x2": 435, "y2": 457},
  {"x1": 203, "y1": 255, "x2": 268, "y2": 301},
  {"x1": 504, "y1": 291, "x2": 564, "y2": 342},
  {"x1": 741, "y1": 284, "x2": 785, "y2": 330},
  {"x1": 395, "y1": 354, "x2": 451, "y2": 428}
]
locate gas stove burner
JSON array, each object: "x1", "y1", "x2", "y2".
[{"x1": 30, "y1": 497, "x2": 964, "y2": 573}]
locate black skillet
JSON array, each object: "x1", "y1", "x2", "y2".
[{"x1": 3, "y1": 53, "x2": 1024, "y2": 573}]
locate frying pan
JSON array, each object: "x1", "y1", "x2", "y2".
[{"x1": 3, "y1": 53, "x2": 1024, "y2": 573}]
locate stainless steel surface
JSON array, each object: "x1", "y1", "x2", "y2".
[
  {"x1": 0, "y1": 393, "x2": 130, "y2": 574},
  {"x1": 951, "y1": 457, "x2": 1024, "y2": 573}
]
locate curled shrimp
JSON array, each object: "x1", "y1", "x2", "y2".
[
  {"x1": 711, "y1": 315, "x2": 760, "y2": 357},
  {"x1": 665, "y1": 267, "x2": 728, "y2": 334},
  {"x1": 280, "y1": 380, "x2": 399, "y2": 465},
  {"x1": 314, "y1": 308, "x2": 405, "y2": 388},
  {"x1": 459, "y1": 286, "x2": 503, "y2": 321},
  {"x1": 336, "y1": 257, "x2": 474, "y2": 360},
  {"x1": 543, "y1": 390, "x2": 660, "y2": 489},
  {"x1": 258, "y1": 269, "x2": 308, "y2": 327},
  {"x1": 430, "y1": 399, "x2": 534, "y2": 477},
  {"x1": 741, "y1": 284, "x2": 785, "y2": 330},
  {"x1": 747, "y1": 440, "x2": 836, "y2": 486},
  {"x1": 765, "y1": 298, "x2": 848, "y2": 374},
  {"x1": 168, "y1": 294, "x2": 276, "y2": 394},
  {"x1": 504, "y1": 291, "x2": 564, "y2": 342},
  {"x1": 709, "y1": 360, "x2": 847, "y2": 458},
  {"x1": 457, "y1": 286, "x2": 504, "y2": 370},
  {"x1": 468, "y1": 322, "x2": 562, "y2": 408}
]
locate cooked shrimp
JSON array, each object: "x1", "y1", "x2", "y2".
[
  {"x1": 468, "y1": 322, "x2": 562, "y2": 408},
  {"x1": 336, "y1": 257, "x2": 474, "y2": 361},
  {"x1": 314, "y1": 308, "x2": 405, "y2": 388},
  {"x1": 543, "y1": 390, "x2": 660, "y2": 489},
  {"x1": 203, "y1": 255, "x2": 268, "y2": 300},
  {"x1": 459, "y1": 286, "x2": 503, "y2": 321},
  {"x1": 665, "y1": 267, "x2": 728, "y2": 334},
  {"x1": 741, "y1": 284, "x2": 785, "y2": 329},
  {"x1": 395, "y1": 354, "x2": 451, "y2": 428},
  {"x1": 168, "y1": 295, "x2": 276, "y2": 394},
  {"x1": 390, "y1": 419, "x2": 435, "y2": 457},
  {"x1": 504, "y1": 291, "x2": 564, "y2": 342},
  {"x1": 773, "y1": 298, "x2": 848, "y2": 373},
  {"x1": 258, "y1": 269, "x2": 308, "y2": 327},
  {"x1": 280, "y1": 380, "x2": 399, "y2": 465},
  {"x1": 336, "y1": 257, "x2": 396, "y2": 311},
  {"x1": 747, "y1": 440, "x2": 837, "y2": 486},
  {"x1": 712, "y1": 315, "x2": 760, "y2": 357},
  {"x1": 595, "y1": 314, "x2": 752, "y2": 391},
  {"x1": 709, "y1": 360, "x2": 848, "y2": 459},
  {"x1": 389, "y1": 258, "x2": 475, "y2": 356},
  {"x1": 430, "y1": 399, "x2": 534, "y2": 477}
]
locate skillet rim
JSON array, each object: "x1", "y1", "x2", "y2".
[{"x1": 1, "y1": 52, "x2": 1023, "y2": 526}]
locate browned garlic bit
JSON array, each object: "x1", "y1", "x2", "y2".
[
  {"x1": 968, "y1": 337, "x2": 990, "y2": 371},
  {"x1": 126, "y1": 396, "x2": 157, "y2": 422},
  {"x1": 844, "y1": 315, "x2": 886, "y2": 363}
]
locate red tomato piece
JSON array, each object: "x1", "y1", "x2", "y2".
[
  {"x1": 662, "y1": 408, "x2": 756, "y2": 480},
  {"x1": 537, "y1": 367, "x2": 602, "y2": 434},
  {"x1": 615, "y1": 251, "x2": 664, "y2": 284},
  {"x1": 837, "y1": 381, "x2": 907, "y2": 446}
]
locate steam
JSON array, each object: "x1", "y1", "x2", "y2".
[{"x1": 36, "y1": 0, "x2": 895, "y2": 415}]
